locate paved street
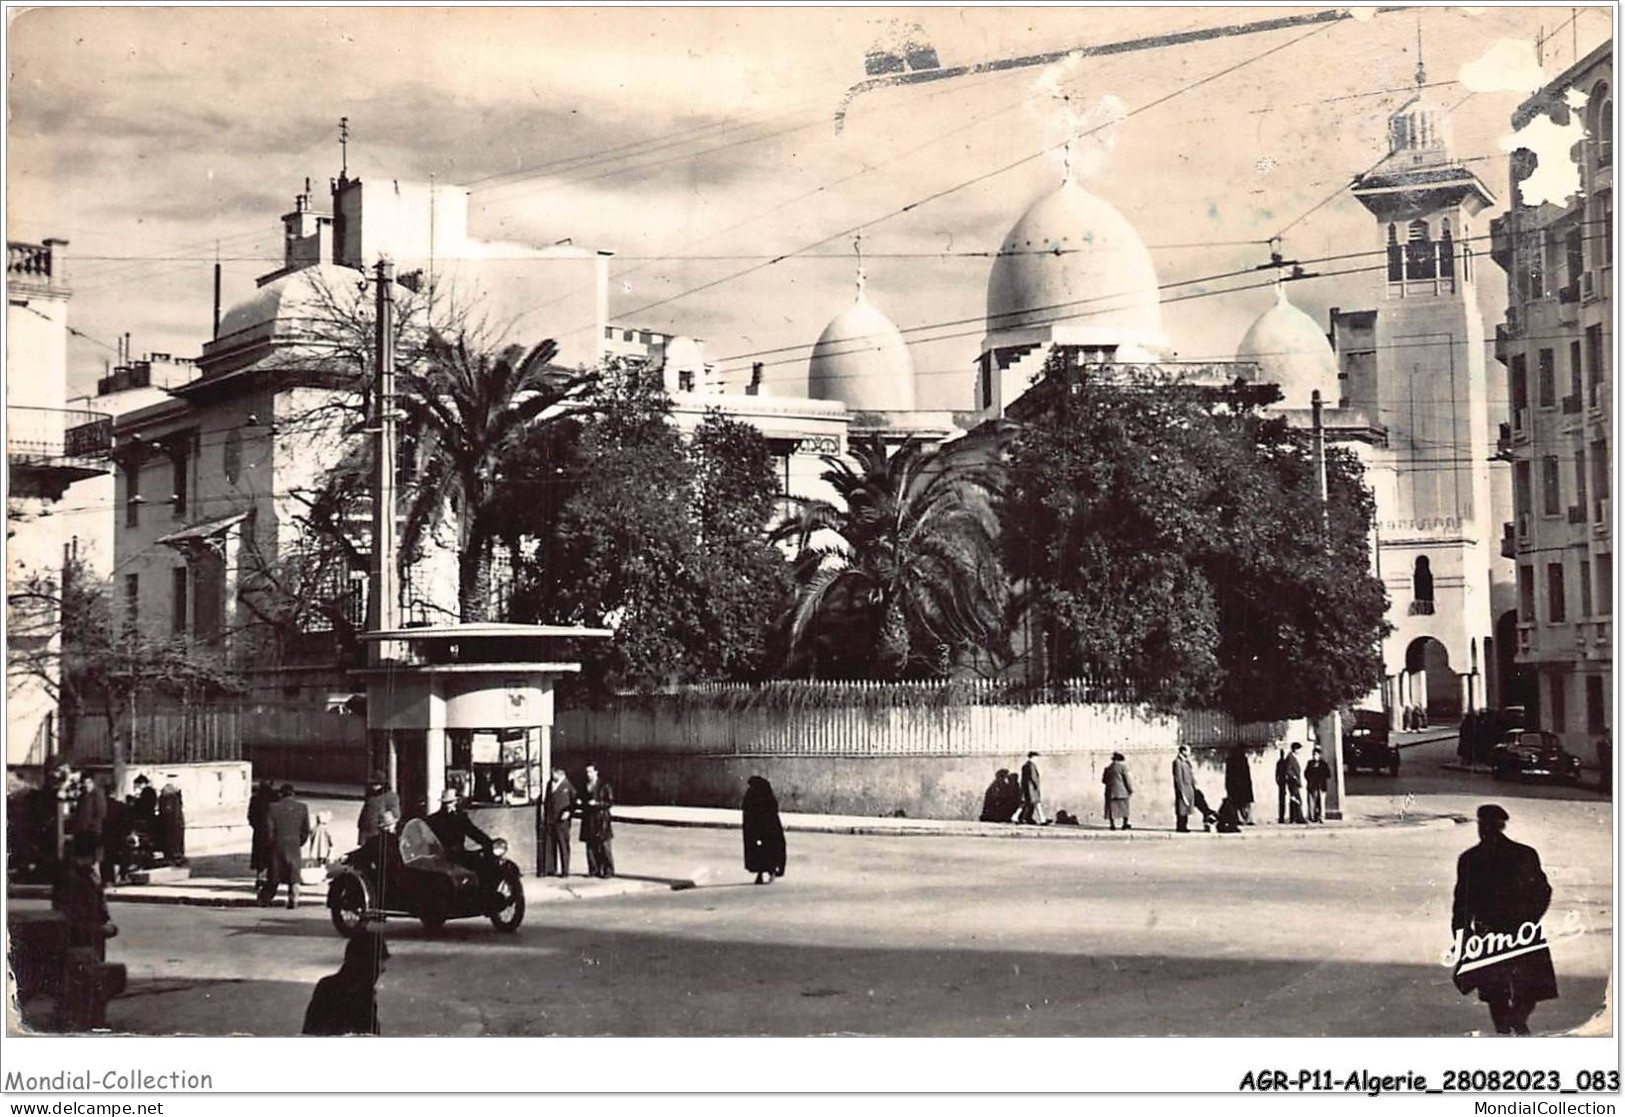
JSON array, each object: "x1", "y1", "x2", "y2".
[{"x1": 34, "y1": 739, "x2": 1608, "y2": 1038}]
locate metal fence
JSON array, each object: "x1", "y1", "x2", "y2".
[{"x1": 66, "y1": 707, "x2": 242, "y2": 766}]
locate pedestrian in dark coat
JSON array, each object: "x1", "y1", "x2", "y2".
[
  {"x1": 247, "y1": 779, "x2": 274, "y2": 885},
  {"x1": 1274, "y1": 748, "x2": 1290, "y2": 823},
  {"x1": 1172, "y1": 745, "x2": 1197, "y2": 832},
  {"x1": 70, "y1": 773, "x2": 107, "y2": 849},
  {"x1": 1452, "y1": 804, "x2": 1558, "y2": 1035},
  {"x1": 1304, "y1": 747, "x2": 1332, "y2": 823},
  {"x1": 979, "y1": 769, "x2": 1010, "y2": 822},
  {"x1": 128, "y1": 775, "x2": 158, "y2": 834},
  {"x1": 1285, "y1": 743, "x2": 1306, "y2": 824},
  {"x1": 579, "y1": 764, "x2": 615, "y2": 878},
  {"x1": 302, "y1": 931, "x2": 390, "y2": 1036},
  {"x1": 261, "y1": 784, "x2": 311, "y2": 909},
  {"x1": 742, "y1": 776, "x2": 787, "y2": 884},
  {"x1": 536, "y1": 766, "x2": 578, "y2": 878},
  {"x1": 1224, "y1": 746, "x2": 1255, "y2": 825},
  {"x1": 1018, "y1": 752, "x2": 1048, "y2": 825},
  {"x1": 1102, "y1": 752, "x2": 1133, "y2": 830},
  {"x1": 356, "y1": 775, "x2": 401, "y2": 850},
  {"x1": 53, "y1": 832, "x2": 116, "y2": 958},
  {"x1": 156, "y1": 776, "x2": 186, "y2": 864},
  {"x1": 100, "y1": 796, "x2": 131, "y2": 885}
]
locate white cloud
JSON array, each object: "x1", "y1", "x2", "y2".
[{"x1": 1459, "y1": 39, "x2": 1545, "y2": 94}]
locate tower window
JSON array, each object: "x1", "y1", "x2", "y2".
[
  {"x1": 1405, "y1": 220, "x2": 1436, "y2": 280},
  {"x1": 1537, "y1": 348, "x2": 1556, "y2": 407},
  {"x1": 1438, "y1": 221, "x2": 1455, "y2": 279},
  {"x1": 1386, "y1": 223, "x2": 1402, "y2": 282},
  {"x1": 1411, "y1": 556, "x2": 1435, "y2": 615}
]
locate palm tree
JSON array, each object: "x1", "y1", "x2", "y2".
[
  {"x1": 776, "y1": 435, "x2": 1008, "y2": 678},
  {"x1": 397, "y1": 334, "x2": 594, "y2": 623}
]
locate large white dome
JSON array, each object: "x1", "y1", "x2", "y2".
[
  {"x1": 808, "y1": 292, "x2": 916, "y2": 411},
  {"x1": 1236, "y1": 286, "x2": 1340, "y2": 410},
  {"x1": 214, "y1": 264, "x2": 366, "y2": 346},
  {"x1": 985, "y1": 178, "x2": 1162, "y2": 344}
]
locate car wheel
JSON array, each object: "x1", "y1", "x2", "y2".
[
  {"x1": 489, "y1": 868, "x2": 526, "y2": 933},
  {"x1": 328, "y1": 875, "x2": 367, "y2": 939}
]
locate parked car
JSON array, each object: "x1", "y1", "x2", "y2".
[
  {"x1": 1343, "y1": 709, "x2": 1400, "y2": 775},
  {"x1": 1459, "y1": 706, "x2": 1527, "y2": 765},
  {"x1": 1489, "y1": 729, "x2": 1583, "y2": 784}
]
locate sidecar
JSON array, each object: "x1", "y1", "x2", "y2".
[{"x1": 326, "y1": 818, "x2": 525, "y2": 937}]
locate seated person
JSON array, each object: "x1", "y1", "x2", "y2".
[{"x1": 425, "y1": 790, "x2": 495, "y2": 873}]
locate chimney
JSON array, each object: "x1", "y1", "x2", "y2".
[{"x1": 747, "y1": 361, "x2": 764, "y2": 396}]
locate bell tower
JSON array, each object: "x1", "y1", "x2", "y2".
[{"x1": 1349, "y1": 31, "x2": 1501, "y2": 724}]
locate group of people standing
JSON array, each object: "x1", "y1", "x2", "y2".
[
  {"x1": 533, "y1": 763, "x2": 617, "y2": 879},
  {"x1": 1272, "y1": 743, "x2": 1333, "y2": 824},
  {"x1": 54, "y1": 766, "x2": 186, "y2": 885},
  {"x1": 976, "y1": 743, "x2": 1338, "y2": 833}
]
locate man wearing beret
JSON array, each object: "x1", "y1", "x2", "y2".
[{"x1": 1451, "y1": 804, "x2": 1558, "y2": 1035}]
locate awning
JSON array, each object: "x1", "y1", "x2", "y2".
[{"x1": 156, "y1": 511, "x2": 249, "y2": 556}]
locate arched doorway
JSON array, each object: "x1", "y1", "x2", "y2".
[{"x1": 1403, "y1": 636, "x2": 1461, "y2": 722}]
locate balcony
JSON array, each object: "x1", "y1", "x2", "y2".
[
  {"x1": 1568, "y1": 504, "x2": 1588, "y2": 524},
  {"x1": 8, "y1": 406, "x2": 110, "y2": 466},
  {"x1": 7, "y1": 239, "x2": 67, "y2": 292},
  {"x1": 1408, "y1": 600, "x2": 1436, "y2": 616},
  {"x1": 1581, "y1": 270, "x2": 1596, "y2": 302},
  {"x1": 1494, "y1": 323, "x2": 1512, "y2": 365},
  {"x1": 1489, "y1": 216, "x2": 1515, "y2": 270},
  {"x1": 1512, "y1": 407, "x2": 1530, "y2": 442},
  {"x1": 1595, "y1": 497, "x2": 1611, "y2": 537},
  {"x1": 1517, "y1": 511, "x2": 1534, "y2": 551},
  {"x1": 1501, "y1": 521, "x2": 1516, "y2": 558},
  {"x1": 1495, "y1": 421, "x2": 1515, "y2": 461},
  {"x1": 1517, "y1": 623, "x2": 1535, "y2": 655}
]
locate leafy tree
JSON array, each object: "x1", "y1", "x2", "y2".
[
  {"x1": 397, "y1": 334, "x2": 595, "y2": 622},
  {"x1": 506, "y1": 366, "x2": 792, "y2": 690},
  {"x1": 8, "y1": 556, "x2": 243, "y2": 771},
  {"x1": 1001, "y1": 358, "x2": 1389, "y2": 719},
  {"x1": 689, "y1": 409, "x2": 794, "y2": 681},
  {"x1": 777, "y1": 435, "x2": 1009, "y2": 679}
]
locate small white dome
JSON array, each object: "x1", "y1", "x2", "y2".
[
  {"x1": 985, "y1": 178, "x2": 1162, "y2": 344},
  {"x1": 1236, "y1": 286, "x2": 1339, "y2": 410},
  {"x1": 808, "y1": 292, "x2": 915, "y2": 411}
]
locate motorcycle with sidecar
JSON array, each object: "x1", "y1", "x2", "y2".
[{"x1": 325, "y1": 817, "x2": 525, "y2": 937}]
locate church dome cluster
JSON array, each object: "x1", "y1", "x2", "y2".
[{"x1": 1235, "y1": 285, "x2": 1340, "y2": 410}]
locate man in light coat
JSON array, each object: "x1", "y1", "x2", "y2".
[
  {"x1": 1285, "y1": 743, "x2": 1307, "y2": 824},
  {"x1": 1172, "y1": 745, "x2": 1197, "y2": 832}
]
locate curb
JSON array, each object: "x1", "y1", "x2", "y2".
[
  {"x1": 615, "y1": 813, "x2": 1466, "y2": 840},
  {"x1": 8, "y1": 876, "x2": 696, "y2": 911}
]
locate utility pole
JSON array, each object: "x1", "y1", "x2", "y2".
[
  {"x1": 1312, "y1": 388, "x2": 1346, "y2": 821},
  {"x1": 367, "y1": 258, "x2": 399, "y2": 657}
]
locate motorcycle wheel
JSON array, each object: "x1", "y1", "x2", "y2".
[
  {"x1": 328, "y1": 876, "x2": 368, "y2": 939},
  {"x1": 489, "y1": 867, "x2": 526, "y2": 933}
]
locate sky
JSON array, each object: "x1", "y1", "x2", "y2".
[{"x1": 6, "y1": 5, "x2": 1614, "y2": 411}]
